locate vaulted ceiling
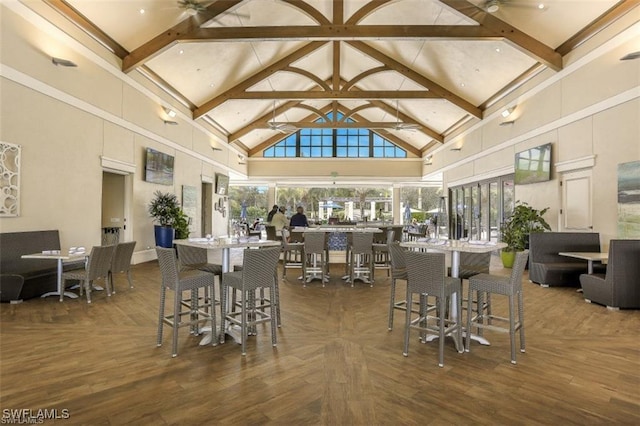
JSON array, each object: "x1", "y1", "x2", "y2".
[{"x1": 47, "y1": 0, "x2": 638, "y2": 158}]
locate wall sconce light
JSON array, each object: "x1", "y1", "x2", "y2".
[
  {"x1": 51, "y1": 57, "x2": 77, "y2": 67},
  {"x1": 500, "y1": 120, "x2": 516, "y2": 126},
  {"x1": 211, "y1": 146, "x2": 222, "y2": 151},
  {"x1": 238, "y1": 154, "x2": 246, "y2": 165},
  {"x1": 450, "y1": 147, "x2": 462, "y2": 152},
  {"x1": 424, "y1": 155, "x2": 433, "y2": 165},
  {"x1": 501, "y1": 106, "x2": 516, "y2": 118},
  {"x1": 620, "y1": 51, "x2": 640, "y2": 61},
  {"x1": 163, "y1": 120, "x2": 178, "y2": 125},
  {"x1": 163, "y1": 107, "x2": 177, "y2": 118}
]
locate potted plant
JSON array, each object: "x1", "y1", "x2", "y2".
[
  {"x1": 149, "y1": 191, "x2": 182, "y2": 248},
  {"x1": 500, "y1": 201, "x2": 551, "y2": 267}
]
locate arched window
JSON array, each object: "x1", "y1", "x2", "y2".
[{"x1": 264, "y1": 112, "x2": 406, "y2": 158}]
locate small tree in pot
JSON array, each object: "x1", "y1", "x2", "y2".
[
  {"x1": 149, "y1": 191, "x2": 183, "y2": 247},
  {"x1": 500, "y1": 201, "x2": 551, "y2": 267}
]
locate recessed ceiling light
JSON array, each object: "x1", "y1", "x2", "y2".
[
  {"x1": 495, "y1": 47, "x2": 501, "y2": 53},
  {"x1": 139, "y1": 8, "x2": 145, "y2": 14},
  {"x1": 538, "y1": 4, "x2": 545, "y2": 10},
  {"x1": 179, "y1": 50, "x2": 184, "y2": 55},
  {"x1": 460, "y1": 83, "x2": 465, "y2": 87}
]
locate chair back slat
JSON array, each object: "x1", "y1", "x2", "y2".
[
  {"x1": 404, "y1": 251, "x2": 446, "y2": 296},
  {"x1": 111, "y1": 241, "x2": 136, "y2": 273},
  {"x1": 388, "y1": 242, "x2": 407, "y2": 270},
  {"x1": 176, "y1": 244, "x2": 208, "y2": 267},
  {"x1": 87, "y1": 245, "x2": 115, "y2": 281},
  {"x1": 156, "y1": 247, "x2": 179, "y2": 288},
  {"x1": 509, "y1": 250, "x2": 529, "y2": 289},
  {"x1": 351, "y1": 232, "x2": 373, "y2": 254},
  {"x1": 241, "y1": 246, "x2": 281, "y2": 291},
  {"x1": 304, "y1": 232, "x2": 325, "y2": 254}
]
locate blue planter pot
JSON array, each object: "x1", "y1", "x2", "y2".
[{"x1": 154, "y1": 225, "x2": 175, "y2": 248}]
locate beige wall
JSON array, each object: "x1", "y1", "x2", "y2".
[
  {"x1": 0, "y1": 6, "x2": 238, "y2": 262},
  {"x1": 442, "y1": 33, "x2": 640, "y2": 245}
]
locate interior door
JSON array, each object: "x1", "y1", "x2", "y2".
[{"x1": 561, "y1": 169, "x2": 592, "y2": 231}]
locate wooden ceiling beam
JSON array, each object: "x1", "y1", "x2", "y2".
[
  {"x1": 229, "y1": 90, "x2": 436, "y2": 100},
  {"x1": 121, "y1": 0, "x2": 243, "y2": 72},
  {"x1": 348, "y1": 40, "x2": 482, "y2": 118},
  {"x1": 193, "y1": 41, "x2": 327, "y2": 119},
  {"x1": 184, "y1": 25, "x2": 504, "y2": 41},
  {"x1": 439, "y1": 0, "x2": 562, "y2": 71}
]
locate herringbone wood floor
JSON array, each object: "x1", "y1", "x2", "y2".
[{"x1": 1, "y1": 251, "x2": 639, "y2": 425}]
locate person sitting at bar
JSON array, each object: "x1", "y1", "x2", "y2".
[{"x1": 289, "y1": 206, "x2": 309, "y2": 228}]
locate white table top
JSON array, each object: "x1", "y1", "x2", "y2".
[
  {"x1": 22, "y1": 251, "x2": 88, "y2": 261},
  {"x1": 173, "y1": 238, "x2": 281, "y2": 249},
  {"x1": 559, "y1": 252, "x2": 609, "y2": 262},
  {"x1": 400, "y1": 239, "x2": 507, "y2": 253}
]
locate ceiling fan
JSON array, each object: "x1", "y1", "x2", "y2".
[
  {"x1": 176, "y1": 0, "x2": 250, "y2": 20},
  {"x1": 392, "y1": 101, "x2": 420, "y2": 131},
  {"x1": 482, "y1": 0, "x2": 545, "y2": 13},
  {"x1": 268, "y1": 102, "x2": 297, "y2": 134}
]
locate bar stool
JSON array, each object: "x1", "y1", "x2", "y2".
[
  {"x1": 465, "y1": 250, "x2": 528, "y2": 364},
  {"x1": 349, "y1": 232, "x2": 374, "y2": 287},
  {"x1": 403, "y1": 250, "x2": 463, "y2": 367},
  {"x1": 155, "y1": 247, "x2": 217, "y2": 357},
  {"x1": 302, "y1": 232, "x2": 328, "y2": 287}
]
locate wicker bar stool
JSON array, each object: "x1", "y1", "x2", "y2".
[
  {"x1": 403, "y1": 250, "x2": 463, "y2": 367},
  {"x1": 465, "y1": 250, "x2": 529, "y2": 364},
  {"x1": 156, "y1": 247, "x2": 217, "y2": 357},
  {"x1": 220, "y1": 246, "x2": 281, "y2": 355}
]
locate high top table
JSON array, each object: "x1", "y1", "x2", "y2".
[
  {"x1": 173, "y1": 237, "x2": 281, "y2": 345},
  {"x1": 400, "y1": 239, "x2": 507, "y2": 345}
]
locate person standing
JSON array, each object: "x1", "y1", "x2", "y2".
[
  {"x1": 270, "y1": 206, "x2": 289, "y2": 231},
  {"x1": 289, "y1": 206, "x2": 309, "y2": 227},
  {"x1": 266, "y1": 205, "x2": 279, "y2": 223}
]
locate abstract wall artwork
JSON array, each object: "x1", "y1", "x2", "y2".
[
  {"x1": 618, "y1": 160, "x2": 640, "y2": 238},
  {"x1": 0, "y1": 142, "x2": 21, "y2": 217}
]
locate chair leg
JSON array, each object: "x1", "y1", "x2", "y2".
[
  {"x1": 84, "y1": 279, "x2": 92, "y2": 304},
  {"x1": 241, "y1": 290, "x2": 247, "y2": 356},
  {"x1": 220, "y1": 283, "x2": 228, "y2": 345},
  {"x1": 403, "y1": 292, "x2": 412, "y2": 356},
  {"x1": 509, "y1": 294, "x2": 516, "y2": 364},
  {"x1": 438, "y1": 295, "x2": 446, "y2": 368},
  {"x1": 465, "y1": 285, "x2": 473, "y2": 353},
  {"x1": 388, "y1": 277, "x2": 396, "y2": 330},
  {"x1": 172, "y1": 289, "x2": 181, "y2": 357},
  {"x1": 518, "y1": 290, "x2": 525, "y2": 353},
  {"x1": 127, "y1": 270, "x2": 133, "y2": 288},
  {"x1": 157, "y1": 287, "x2": 166, "y2": 347},
  {"x1": 270, "y1": 284, "x2": 278, "y2": 347},
  {"x1": 209, "y1": 283, "x2": 217, "y2": 347}
]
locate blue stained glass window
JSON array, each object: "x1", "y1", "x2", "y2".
[{"x1": 263, "y1": 111, "x2": 406, "y2": 158}]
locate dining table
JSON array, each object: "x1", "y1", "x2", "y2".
[
  {"x1": 400, "y1": 238, "x2": 507, "y2": 346},
  {"x1": 173, "y1": 236, "x2": 282, "y2": 345},
  {"x1": 21, "y1": 250, "x2": 88, "y2": 302},
  {"x1": 558, "y1": 251, "x2": 608, "y2": 274}
]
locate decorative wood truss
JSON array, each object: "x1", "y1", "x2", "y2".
[{"x1": 45, "y1": 0, "x2": 638, "y2": 156}]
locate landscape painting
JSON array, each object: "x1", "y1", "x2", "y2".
[{"x1": 618, "y1": 160, "x2": 640, "y2": 238}]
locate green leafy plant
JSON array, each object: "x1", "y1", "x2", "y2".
[
  {"x1": 148, "y1": 191, "x2": 181, "y2": 227},
  {"x1": 173, "y1": 208, "x2": 190, "y2": 239},
  {"x1": 501, "y1": 201, "x2": 551, "y2": 252}
]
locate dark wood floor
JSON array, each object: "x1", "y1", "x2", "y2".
[{"x1": 1, "y1": 252, "x2": 639, "y2": 425}]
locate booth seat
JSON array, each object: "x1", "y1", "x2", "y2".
[
  {"x1": 0, "y1": 230, "x2": 71, "y2": 302},
  {"x1": 580, "y1": 239, "x2": 640, "y2": 309},
  {"x1": 528, "y1": 232, "x2": 603, "y2": 287}
]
